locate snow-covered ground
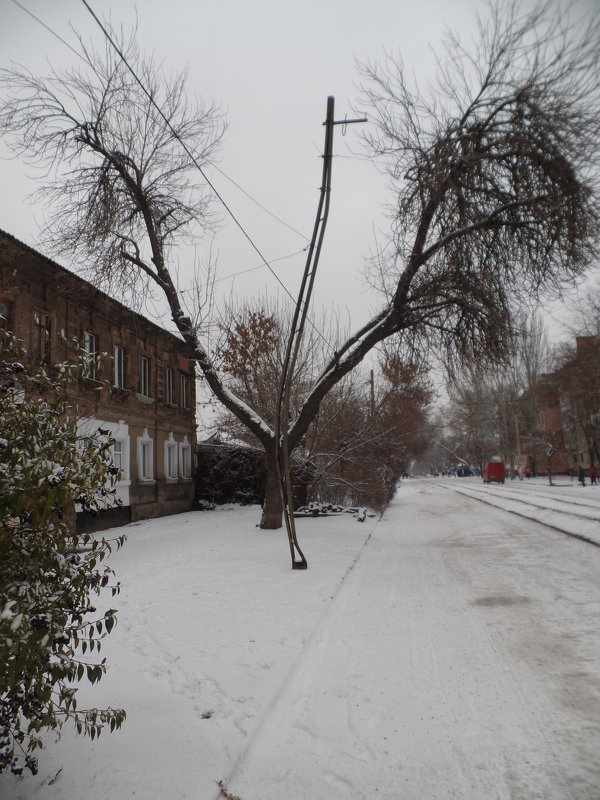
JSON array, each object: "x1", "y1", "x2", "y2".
[
  {"x1": 2, "y1": 479, "x2": 599, "y2": 800},
  {"x1": 437, "y1": 474, "x2": 600, "y2": 545}
]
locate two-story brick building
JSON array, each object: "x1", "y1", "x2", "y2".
[{"x1": 0, "y1": 229, "x2": 196, "y2": 529}]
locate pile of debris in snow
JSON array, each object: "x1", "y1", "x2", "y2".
[{"x1": 294, "y1": 502, "x2": 376, "y2": 522}]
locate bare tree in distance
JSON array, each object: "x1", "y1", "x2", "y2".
[
  {"x1": 444, "y1": 312, "x2": 551, "y2": 474},
  {"x1": 1, "y1": 1, "x2": 599, "y2": 541},
  {"x1": 562, "y1": 275, "x2": 600, "y2": 338}
]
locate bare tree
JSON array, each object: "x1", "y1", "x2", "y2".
[
  {"x1": 1, "y1": 2, "x2": 599, "y2": 542},
  {"x1": 446, "y1": 312, "x2": 551, "y2": 473},
  {"x1": 446, "y1": 367, "x2": 500, "y2": 471},
  {"x1": 564, "y1": 275, "x2": 600, "y2": 337}
]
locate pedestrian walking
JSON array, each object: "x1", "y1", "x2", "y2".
[
  {"x1": 590, "y1": 465, "x2": 597, "y2": 486},
  {"x1": 578, "y1": 465, "x2": 586, "y2": 487}
]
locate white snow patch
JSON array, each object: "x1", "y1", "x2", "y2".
[{"x1": 1, "y1": 482, "x2": 599, "y2": 799}]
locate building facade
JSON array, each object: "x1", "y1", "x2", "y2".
[
  {"x1": 517, "y1": 336, "x2": 600, "y2": 477},
  {"x1": 0, "y1": 229, "x2": 196, "y2": 528},
  {"x1": 559, "y1": 336, "x2": 600, "y2": 473}
]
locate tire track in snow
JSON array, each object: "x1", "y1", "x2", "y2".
[
  {"x1": 211, "y1": 517, "x2": 380, "y2": 799},
  {"x1": 215, "y1": 481, "x2": 599, "y2": 799}
]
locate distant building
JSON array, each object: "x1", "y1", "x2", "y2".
[
  {"x1": 517, "y1": 336, "x2": 600, "y2": 477},
  {"x1": 559, "y1": 336, "x2": 600, "y2": 473},
  {"x1": 521, "y1": 372, "x2": 570, "y2": 476},
  {"x1": 0, "y1": 229, "x2": 196, "y2": 529}
]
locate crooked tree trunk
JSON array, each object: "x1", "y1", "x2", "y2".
[{"x1": 260, "y1": 450, "x2": 283, "y2": 529}]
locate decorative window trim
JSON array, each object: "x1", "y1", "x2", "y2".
[
  {"x1": 179, "y1": 434, "x2": 192, "y2": 481},
  {"x1": 164, "y1": 432, "x2": 178, "y2": 482},
  {"x1": 137, "y1": 427, "x2": 155, "y2": 483},
  {"x1": 77, "y1": 418, "x2": 131, "y2": 507},
  {"x1": 111, "y1": 437, "x2": 131, "y2": 484}
]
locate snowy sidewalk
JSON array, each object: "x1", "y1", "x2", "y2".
[
  {"x1": 3, "y1": 481, "x2": 599, "y2": 800},
  {"x1": 225, "y1": 481, "x2": 600, "y2": 799}
]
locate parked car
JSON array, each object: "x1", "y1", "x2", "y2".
[
  {"x1": 483, "y1": 461, "x2": 506, "y2": 484},
  {"x1": 456, "y1": 465, "x2": 473, "y2": 477}
]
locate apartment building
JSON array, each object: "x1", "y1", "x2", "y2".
[{"x1": 0, "y1": 229, "x2": 196, "y2": 529}]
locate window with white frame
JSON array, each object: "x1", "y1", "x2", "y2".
[
  {"x1": 78, "y1": 418, "x2": 131, "y2": 508},
  {"x1": 110, "y1": 435, "x2": 130, "y2": 483},
  {"x1": 139, "y1": 355, "x2": 150, "y2": 397},
  {"x1": 164, "y1": 433, "x2": 178, "y2": 480},
  {"x1": 83, "y1": 332, "x2": 97, "y2": 379},
  {"x1": 112, "y1": 439, "x2": 123, "y2": 473},
  {"x1": 165, "y1": 366, "x2": 174, "y2": 404},
  {"x1": 114, "y1": 345, "x2": 125, "y2": 389},
  {"x1": 137, "y1": 428, "x2": 154, "y2": 481},
  {"x1": 179, "y1": 435, "x2": 192, "y2": 480}
]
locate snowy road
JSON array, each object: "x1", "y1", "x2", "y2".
[
  {"x1": 229, "y1": 481, "x2": 600, "y2": 799},
  {"x1": 2, "y1": 480, "x2": 599, "y2": 799},
  {"x1": 437, "y1": 476, "x2": 600, "y2": 545}
]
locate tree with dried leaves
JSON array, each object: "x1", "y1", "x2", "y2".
[
  {"x1": 217, "y1": 311, "x2": 432, "y2": 511},
  {"x1": 215, "y1": 302, "x2": 363, "y2": 524},
  {"x1": 1, "y1": 2, "x2": 599, "y2": 537}
]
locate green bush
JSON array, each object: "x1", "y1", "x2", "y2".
[
  {"x1": 196, "y1": 443, "x2": 265, "y2": 506},
  {"x1": 0, "y1": 330, "x2": 125, "y2": 776}
]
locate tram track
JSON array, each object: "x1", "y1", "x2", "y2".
[{"x1": 433, "y1": 479, "x2": 600, "y2": 547}]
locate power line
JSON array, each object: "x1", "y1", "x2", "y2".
[
  {"x1": 205, "y1": 163, "x2": 310, "y2": 244},
  {"x1": 79, "y1": 0, "x2": 336, "y2": 352},
  {"x1": 10, "y1": 0, "x2": 335, "y2": 351},
  {"x1": 215, "y1": 247, "x2": 308, "y2": 285},
  {"x1": 9, "y1": 2, "x2": 310, "y2": 244},
  {"x1": 79, "y1": 0, "x2": 310, "y2": 315},
  {"x1": 8, "y1": 0, "x2": 87, "y2": 62}
]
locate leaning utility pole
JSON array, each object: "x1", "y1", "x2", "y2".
[{"x1": 275, "y1": 96, "x2": 366, "y2": 569}]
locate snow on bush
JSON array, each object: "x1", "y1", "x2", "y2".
[{"x1": 0, "y1": 330, "x2": 125, "y2": 777}]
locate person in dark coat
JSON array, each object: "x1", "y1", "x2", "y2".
[{"x1": 578, "y1": 465, "x2": 586, "y2": 486}]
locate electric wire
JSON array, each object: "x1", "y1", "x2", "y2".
[
  {"x1": 78, "y1": 0, "x2": 322, "y2": 329},
  {"x1": 214, "y1": 247, "x2": 308, "y2": 285},
  {"x1": 9, "y1": 0, "x2": 336, "y2": 352},
  {"x1": 80, "y1": 0, "x2": 336, "y2": 352},
  {"x1": 8, "y1": 1, "x2": 311, "y2": 266},
  {"x1": 205, "y1": 164, "x2": 310, "y2": 244},
  {"x1": 8, "y1": 0, "x2": 86, "y2": 62}
]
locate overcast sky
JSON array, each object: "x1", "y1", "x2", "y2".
[{"x1": 1, "y1": 0, "x2": 597, "y2": 353}]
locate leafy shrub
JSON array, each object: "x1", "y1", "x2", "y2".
[
  {"x1": 196, "y1": 443, "x2": 265, "y2": 506},
  {"x1": 0, "y1": 330, "x2": 125, "y2": 776}
]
